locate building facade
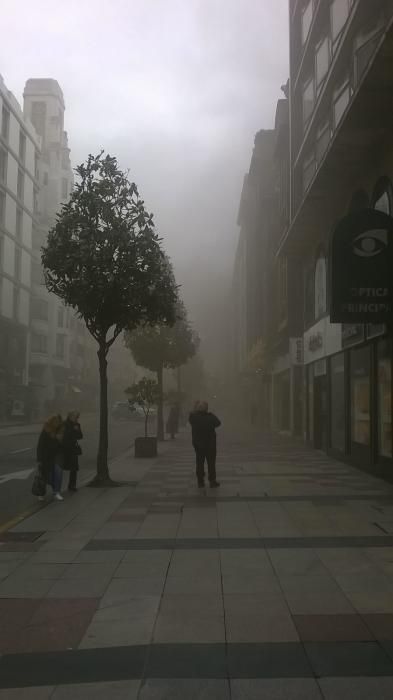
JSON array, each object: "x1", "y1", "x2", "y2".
[
  {"x1": 0, "y1": 75, "x2": 40, "y2": 420},
  {"x1": 278, "y1": 0, "x2": 393, "y2": 476},
  {"x1": 23, "y1": 79, "x2": 97, "y2": 416}
]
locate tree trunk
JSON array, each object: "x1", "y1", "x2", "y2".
[
  {"x1": 157, "y1": 364, "x2": 164, "y2": 441},
  {"x1": 145, "y1": 411, "x2": 149, "y2": 438},
  {"x1": 96, "y1": 343, "x2": 110, "y2": 482}
]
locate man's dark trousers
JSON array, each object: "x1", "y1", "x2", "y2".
[{"x1": 195, "y1": 446, "x2": 216, "y2": 483}]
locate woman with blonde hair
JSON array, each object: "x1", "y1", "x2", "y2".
[{"x1": 36, "y1": 414, "x2": 64, "y2": 501}]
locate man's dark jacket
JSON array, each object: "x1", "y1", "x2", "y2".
[{"x1": 189, "y1": 411, "x2": 221, "y2": 449}]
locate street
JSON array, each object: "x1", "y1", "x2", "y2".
[{"x1": 0, "y1": 413, "x2": 154, "y2": 530}]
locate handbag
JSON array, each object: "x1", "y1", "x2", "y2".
[
  {"x1": 75, "y1": 442, "x2": 82, "y2": 456},
  {"x1": 31, "y1": 468, "x2": 46, "y2": 497}
]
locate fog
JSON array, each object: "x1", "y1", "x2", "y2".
[{"x1": 1, "y1": 0, "x2": 288, "y2": 372}]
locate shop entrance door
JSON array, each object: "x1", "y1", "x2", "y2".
[{"x1": 314, "y1": 375, "x2": 328, "y2": 450}]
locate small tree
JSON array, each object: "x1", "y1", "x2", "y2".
[
  {"x1": 125, "y1": 302, "x2": 199, "y2": 440},
  {"x1": 126, "y1": 377, "x2": 160, "y2": 438},
  {"x1": 41, "y1": 152, "x2": 177, "y2": 484}
]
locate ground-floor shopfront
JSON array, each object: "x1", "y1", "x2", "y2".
[{"x1": 305, "y1": 325, "x2": 392, "y2": 478}]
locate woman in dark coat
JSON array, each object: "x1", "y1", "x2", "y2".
[
  {"x1": 63, "y1": 411, "x2": 83, "y2": 492},
  {"x1": 36, "y1": 414, "x2": 64, "y2": 501}
]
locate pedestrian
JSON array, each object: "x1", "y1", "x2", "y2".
[
  {"x1": 63, "y1": 410, "x2": 83, "y2": 492},
  {"x1": 36, "y1": 414, "x2": 64, "y2": 501},
  {"x1": 166, "y1": 402, "x2": 180, "y2": 440},
  {"x1": 189, "y1": 400, "x2": 221, "y2": 488}
]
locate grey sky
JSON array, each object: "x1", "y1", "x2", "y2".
[{"x1": 1, "y1": 1, "x2": 288, "y2": 363}]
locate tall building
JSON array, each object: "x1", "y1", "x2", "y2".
[
  {"x1": 0, "y1": 75, "x2": 40, "y2": 420},
  {"x1": 24, "y1": 79, "x2": 97, "y2": 417},
  {"x1": 277, "y1": 0, "x2": 393, "y2": 475}
]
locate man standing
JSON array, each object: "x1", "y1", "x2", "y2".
[{"x1": 189, "y1": 401, "x2": 221, "y2": 488}]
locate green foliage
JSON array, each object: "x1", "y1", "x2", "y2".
[
  {"x1": 126, "y1": 377, "x2": 160, "y2": 412},
  {"x1": 125, "y1": 301, "x2": 199, "y2": 372},
  {"x1": 41, "y1": 151, "x2": 178, "y2": 350}
]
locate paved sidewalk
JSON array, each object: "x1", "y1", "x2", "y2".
[{"x1": 2, "y1": 429, "x2": 393, "y2": 698}]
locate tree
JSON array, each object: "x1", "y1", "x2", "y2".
[
  {"x1": 125, "y1": 302, "x2": 199, "y2": 440},
  {"x1": 41, "y1": 152, "x2": 177, "y2": 483},
  {"x1": 125, "y1": 377, "x2": 160, "y2": 438}
]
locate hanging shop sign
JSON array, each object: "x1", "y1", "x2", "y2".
[
  {"x1": 290, "y1": 338, "x2": 304, "y2": 365},
  {"x1": 342, "y1": 324, "x2": 365, "y2": 348},
  {"x1": 330, "y1": 208, "x2": 393, "y2": 323}
]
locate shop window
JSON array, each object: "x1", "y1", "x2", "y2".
[
  {"x1": 372, "y1": 177, "x2": 393, "y2": 216},
  {"x1": 333, "y1": 82, "x2": 350, "y2": 128},
  {"x1": 302, "y1": 78, "x2": 315, "y2": 125},
  {"x1": 350, "y1": 346, "x2": 370, "y2": 446},
  {"x1": 377, "y1": 340, "x2": 392, "y2": 458},
  {"x1": 314, "y1": 255, "x2": 327, "y2": 319},
  {"x1": 330, "y1": 353, "x2": 345, "y2": 451},
  {"x1": 301, "y1": 0, "x2": 313, "y2": 45},
  {"x1": 330, "y1": 0, "x2": 350, "y2": 46},
  {"x1": 316, "y1": 36, "x2": 330, "y2": 90}
]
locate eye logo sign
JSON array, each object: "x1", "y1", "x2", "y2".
[{"x1": 352, "y1": 229, "x2": 388, "y2": 257}]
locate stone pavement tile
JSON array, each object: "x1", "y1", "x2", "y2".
[
  {"x1": 224, "y1": 592, "x2": 292, "y2": 617},
  {"x1": 102, "y1": 577, "x2": 166, "y2": 601},
  {"x1": 164, "y1": 575, "x2": 221, "y2": 595},
  {"x1": 0, "y1": 578, "x2": 53, "y2": 598},
  {"x1": 284, "y1": 590, "x2": 356, "y2": 615},
  {"x1": 139, "y1": 678, "x2": 230, "y2": 699},
  {"x1": 80, "y1": 616, "x2": 155, "y2": 647},
  {"x1": 97, "y1": 596, "x2": 161, "y2": 620},
  {"x1": 117, "y1": 551, "x2": 171, "y2": 578},
  {"x1": 226, "y1": 611, "x2": 299, "y2": 643},
  {"x1": 334, "y1": 572, "x2": 393, "y2": 593},
  {"x1": 153, "y1": 594, "x2": 225, "y2": 643},
  {"x1": 0, "y1": 688, "x2": 54, "y2": 699},
  {"x1": 61, "y1": 562, "x2": 119, "y2": 579},
  {"x1": 168, "y1": 550, "x2": 220, "y2": 578},
  {"x1": 39, "y1": 537, "x2": 90, "y2": 552},
  {"x1": 9, "y1": 564, "x2": 67, "y2": 580},
  {"x1": 304, "y1": 641, "x2": 393, "y2": 677},
  {"x1": 230, "y1": 678, "x2": 323, "y2": 699},
  {"x1": 319, "y1": 677, "x2": 393, "y2": 700},
  {"x1": 220, "y1": 549, "x2": 273, "y2": 576},
  {"x1": 227, "y1": 642, "x2": 312, "y2": 678},
  {"x1": 0, "y1": 600, "x2": 40, "y2": 654},
  {"x1": 268, "y1": 549, "x2": 328, "y2": 576},
  {"x1": 145, "y1": 643, "x2": 227, "y2": 678},
  {"x1": 222, "y1": 573, "x2": 280, "y2": 595},
  {"x1": 363, "y1": 613, "x2": 393, "y2": 640},
  {"x1": 293, "y1": 614, "x2": 373, "y2": 641},
  {"x1": 12, "y1": 598, "x2": 98, "y2": 653},
  {"x1": 51, "y1": 680, "x2": 140, "y2": 699},
  {"x1": 0, "y1": 551, "x2": 31, "y2": 562},
  {"x1": 346, "y1": 590, "x2": 393, "y2": 614},
  {"x1": 47, "y1": 576, "x2": 110, "y2": 599},
  {"x1": 74, "y1": 550, "x2": 126, "y2": 564},
  {"x1": 27, "y1": 551, "x2": 80, "y2": 564},
  {"x1": 0, "y1": 561, "x2": 22, "y2": 579},
  {"x1": 277, "y1": 574, "x2": 341, "y2": 595},
  {"x1": 316, "y1": 548, "x2": 374, "y2": 575}
]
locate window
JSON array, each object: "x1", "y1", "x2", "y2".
[
  {"x1": 32, "y1": 260, "x2": 44, "y2": 285},
  {"x1": 350, "y1": 345, "x2": 371, "y2": 446},
  {"x1": 15, "y1": 247, "x2": 22, "y2": 281},
  {"x1": 16, "y1": 207, "x2": 23, "y2": 240},
  {"x1": 278, "y1": 257, "x2": 288, "y2": 324},
  {"x1": 33, "y1": 187, "x2": 39, "y2": 214},
  {"x1": 31, "y1": 332, "x2": 47, "y2": 353},
  {"x1": 302, "y1": 78, "x2": 314, "y2": 124},
  {"x1": 31, "y1": 298, "x2": 49, "y2": 321},
  {"x1": 333, "y1": 82, "x2": 350, "y2": 128},
  {"x1": 61, "y1": 177, "x2": 68, "y2": 200},
  {"x1": 57, "y1": 306, "x2": 64, "y2": 327},
  {"x1": 330, "y1": 353, "x2": 345, "y2": 451},
  {"x1": 30, "y1": 101, "x2": 46, "y2": 139},
  {"x1": 316, "y1": 121, "x2": 330, "y2": 163},
  {"x1": 304, "y1": 263, "x2": 315, "y2": 327},
  {"x1": 43, "y1": 172, "x2": 48, "y2": 186},
  {"x1": 34, "y1": 151, "x2": 39, "y2": 179},
  {"x1": 17, "y1": 168, "x2": 24, "y2": 201},
  {"x1": 330, "y1": 0, "x2": 350, "y2": 45},
  {"x1": 13, "y1": 286, "x2": 19, "y2": 321},
  {"x1": 316, "y1": 37, "x2": 330, "y2": 89},
  {"x1": 303, "y1": 154, "x2": 316, "y2": 192},
  {"x1": 377, "y1": 340, "x2": 392, "y2": 458},
  {"x1": 0, "y1": 147, "x2": 7, "y2": 183},
  {"x1": 1, "y1": 106, "x2": 10, "y2": 141},
  {"x1": 314, "y1": 256, "x2": 327, "y2": 318},
  {"x1": 301, "y1": 0, "x2": 313, "y2": 45},
  {"x1": 56, "y1": 333, "x2": 65, "y2": 358},
  {"x1": 0, "y1": 191, "x2": 5, "y2": 225},
  {"x1": 19, "y1": 131, "x2": 26, "y2": 164}
]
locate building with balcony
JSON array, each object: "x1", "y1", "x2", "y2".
[
  {"x1": 280, "y1": 0, "x2": 393, "y2": 475},
  {"x1": 0, "y1": 75, "x2": 40, "y2": 420}
]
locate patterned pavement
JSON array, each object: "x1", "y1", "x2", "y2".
[{"x1": 1, "y1": 429, "x2": 393, "y2": 697}]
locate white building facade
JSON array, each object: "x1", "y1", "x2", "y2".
[{"x1": 0, "y1": 75, "x2": 40, "y2": 420}]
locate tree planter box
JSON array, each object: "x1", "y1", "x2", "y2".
[{"x1": 135, "y1": 437, "x2": 157, "y2": 458}]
